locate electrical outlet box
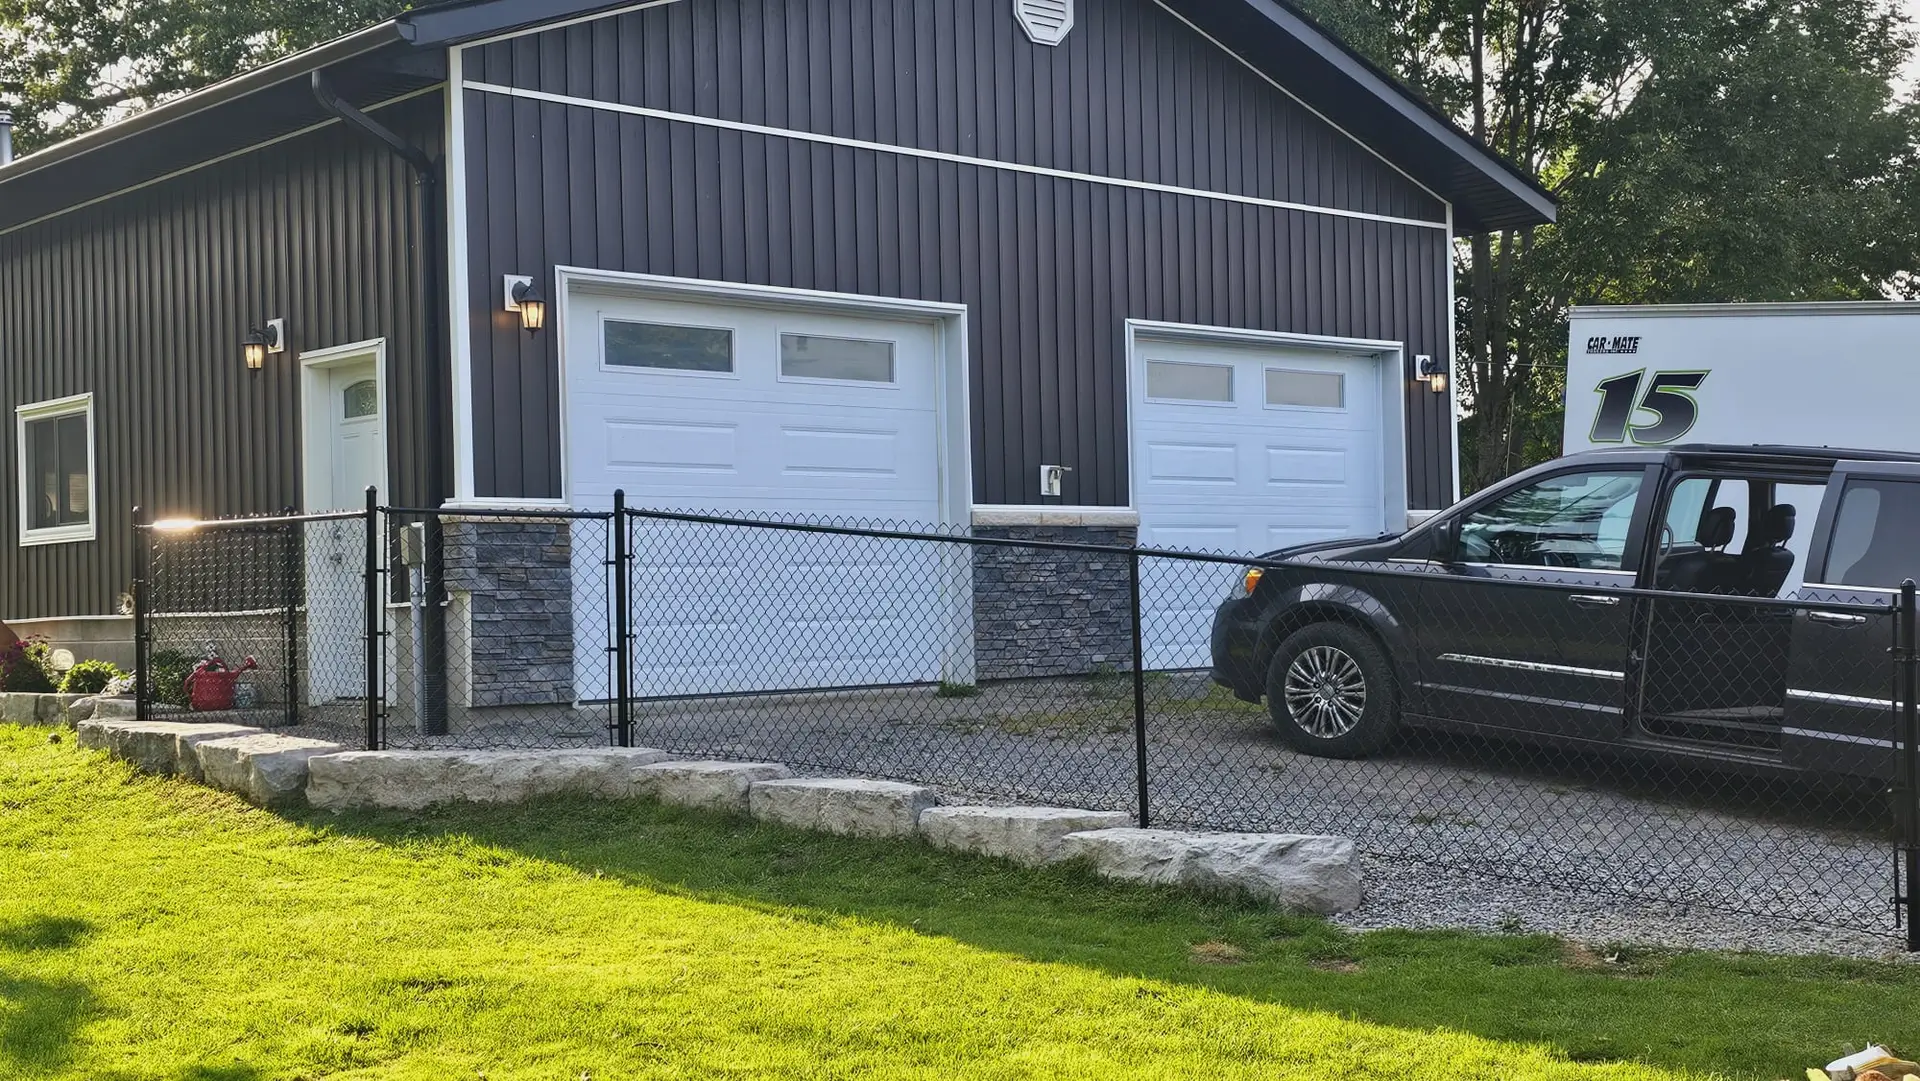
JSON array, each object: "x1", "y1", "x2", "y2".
[{"x1": 1039, "y1": 464, "x2": 1071, "y2": 497}]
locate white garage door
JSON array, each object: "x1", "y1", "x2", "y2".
[
  {"x1": 566, "y1": 290, "x2": 964, "y2": 697},
  {"x1": 1132, "y1": 336, "x2": 1388, "y2": 668}
]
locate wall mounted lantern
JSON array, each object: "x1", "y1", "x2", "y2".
[
  {"x1": 1416, "y1": 354, "x2": 1448, "y2": 394},
  {"x1": 243, "y1": 318, "x2": 286, "y2": 372},
  {"x1": 505, "y1": 275, "x2": 547, "y2": 333}
]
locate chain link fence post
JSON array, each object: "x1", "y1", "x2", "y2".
[
  {"x1": 282, "y1": 506, "x2": 299, "y2": 729},
  {"x1": 1900, "y1": 578, "x2": 1919, "y2": 951},
  {"x1": 132, "y1": 505, "x2": 150, "y2": 725},
  {"x1": 364, "y1": 487, "x2": 382, "y2": 751},
  {"x1": 613, "y1": 490, "x2": 633, "y2": 748},
  {"x1": 1130, "y1": 546, "x2": 1149, "y2": 828}
]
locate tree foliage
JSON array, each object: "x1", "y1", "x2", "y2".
[
  {"x1": 1302, "y1": 0, "x2": 1920, "y2": 492},
  {"x1": 0, "y1": 0, "x2": 406, "y2": 156}
]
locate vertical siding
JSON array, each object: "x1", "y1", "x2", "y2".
[
  {"x1": 466, "y1": 0, "x2": 1445, "y2": 225},
  {"x1": 461, "y1": 0, "x2": 1455, "y2": 508},
  {"x1": 0, "y1": 93, "x2": 444, "y2": 619}
]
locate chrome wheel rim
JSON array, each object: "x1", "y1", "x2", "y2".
[{"x1": 1282, "y1": 645, "x2": 1367, "y2": 739}]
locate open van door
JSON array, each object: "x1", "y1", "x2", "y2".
[{"x1": 1781, "y1": 461, "x2": 1920, "y2": 777}]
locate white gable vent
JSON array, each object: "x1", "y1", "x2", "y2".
[{"x1": 1016, "y1": 0, "x2": 1074, "y2": 45}]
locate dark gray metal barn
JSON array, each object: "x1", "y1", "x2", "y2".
[{"x1": 0, "y1": 0, "x2": 1552, "y2": 672}]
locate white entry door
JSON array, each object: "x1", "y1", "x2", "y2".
[
  {"x1": 566, "y1": 289, "x2": 966, "y2": 697},
  {"x1": 301, "y1": 348, "x2": 385, "y2": 703},
  {"x1": 1132, "y1": 335, "x2": 1390, "y2": 668}
]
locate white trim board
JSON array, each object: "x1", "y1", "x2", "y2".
[
  {"x1": 1122, "y1": 319, "x2": 1411, "y2": 534},
  {"x1": 552, "y1": 267, "x2": 975, "y2": 529},
  {"x1": 0, "y1": 86, "x2": 446, "y2": 240},
  {"x1": 447, "y1": 46, "x2": 478, "y2": 503},
  {"x1": 15, "y1": 392, "x2": 99, "y2": 547},
  {"x1": 463, "y1": 81, "x2": 1450, "y2": 232}
]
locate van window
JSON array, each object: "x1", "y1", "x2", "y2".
[
  {"x1": 1824, "y1": 480, "x2": 1920, "y2": 587},
  {"x1": 1457, "y1": 470, "x2": 1644, "y2": 571},
  {"x1": 1660, "y1": 477, "x2": 1747, "y2": 554}
]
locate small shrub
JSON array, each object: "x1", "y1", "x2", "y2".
[
  {"x1": 147, "y1": 649, "x2": 195, "y2": 708},
  {"x1": 0, "y1": 638, "x2": 57, "y2": 694},
  {"x1": 59, "y1": 659, "x2": 124, "y2": 696}
]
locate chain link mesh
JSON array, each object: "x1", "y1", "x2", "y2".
[{"x1": 137, "y1": 505, "x2": 1913, "y2": 941}]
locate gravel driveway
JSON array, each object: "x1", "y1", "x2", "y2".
[{"x1": 296, "y1": 670, "x2": 1903, "y2": 958}]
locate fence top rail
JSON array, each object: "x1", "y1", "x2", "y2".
[
  {"x1": 138, "y1": 508, "x2": 366, "y2": 531},
  {"x1": 384, "y1": 505, "x2": 616, "y2": 521}
]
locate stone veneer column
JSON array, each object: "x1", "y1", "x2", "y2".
[
  {"x1": 441, "y1": 518, "x2": 576, "y2": 706},
  {"x1": 970, "y1": 510, "x2": 1139, "y2": 680}
]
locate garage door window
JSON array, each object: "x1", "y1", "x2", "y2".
[
  {"x1": 1265, "y1": 368, "x2": 1345, "y2": 410},
  {"x1": 1145, "y1": 360, "x2": 1233, "y2": 403},
  {"x1": 780, "y1": 333, "x2": 895, "y2": 383},
  {"x1": 604, "y1": 320, "x2": 733, "y2": 373}
]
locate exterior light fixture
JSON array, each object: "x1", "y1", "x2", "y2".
[
  {"x1": 505, "y1": 275, "x2": 547, "y2": 333},
  {"x1": 242, "y1": 318, "x2": 286, "y2": 373},
  {"x1": 1417, "y1": 354, "x2": 1448, "y2": 394}
]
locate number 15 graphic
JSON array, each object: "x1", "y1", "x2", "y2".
[{"x1": 1589, "y1": 369, "x2": 1709, "y2": 445}]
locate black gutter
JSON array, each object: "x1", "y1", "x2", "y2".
[{"x1": 312, "y1": 70, "x2": 451, "y2": 735}]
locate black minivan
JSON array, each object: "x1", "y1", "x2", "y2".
[{"x1": 1209, "y1": 444, "x2": 1920, "y2": 777}]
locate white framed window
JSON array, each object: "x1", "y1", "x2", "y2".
[
  {"x1": 778, "y1": 332, "x2": 897, "y2": 384},
  {"x1": 1143, "y1": 359, "x2": 1235, "y2": 404},
  {"x1": 16, "y1": 392, "x2": 97, "y2": 546},
  {"x1": 1264, "y1": 368, "x2": 1347, "y2": 410},
  {"x1": 602, "y1": 317, "x2": 735, "y2": 376}
]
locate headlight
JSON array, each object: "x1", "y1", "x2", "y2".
[{"x1": 1241, "y1": 567, "x2": 1263, "y2": 596}]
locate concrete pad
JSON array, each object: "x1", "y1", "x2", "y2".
[
  {"x1": 918, "y1": 805, "x2": 1134, "y2": 867},
  {"x1": 304, "y1": 748, "x2": 674, "y2": 811},
  {"x1": 631, "y1": 760, "x2": 793, "y2": 816},
  {"x1": 1059, "y1": 828, "x2": 1363, "y2": 914},
  {"x1": 195, "y1": 734, "x2": 345, "y2": 807},
  {"x1": 747, "y1": 778, "x2": 937, "y2": 839}
]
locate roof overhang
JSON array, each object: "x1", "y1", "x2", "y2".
[{"x1": 1161, "y1": 0, "x2": 1556, "y2": 234}]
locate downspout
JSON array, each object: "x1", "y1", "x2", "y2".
[{"x1": 312, "y1": 70, "x2": 450, "y2": 735}]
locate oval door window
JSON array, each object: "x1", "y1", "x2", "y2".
[{"x1": 342, "y1": 379, "x2": 378, "y2": 419}]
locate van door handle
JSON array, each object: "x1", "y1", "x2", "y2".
[
  {"x1": 1808, "y1": 610, "x2": 1868, "y2": 626},
  {"x1": 1569, "y1": 594, "x2": 1622, "y2": 608}
]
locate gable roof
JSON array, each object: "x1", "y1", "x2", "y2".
[{"x1": 0, "y1": 0, "x2": 1554, "y2": 236}]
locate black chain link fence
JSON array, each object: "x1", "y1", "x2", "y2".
[{"x1": 135, "y1": 498, "x2": 1920, "y2": 944}]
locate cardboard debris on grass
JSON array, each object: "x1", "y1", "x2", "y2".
[{"x1": 1803, "y1": 1045, "x2": 1920, "y2": 1081}]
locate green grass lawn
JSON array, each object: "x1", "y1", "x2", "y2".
[{"x1": 2, "y1": 723, "x2": 1915, "y2": 1080}]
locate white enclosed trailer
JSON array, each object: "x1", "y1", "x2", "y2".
[{"x1": 1563, "y1": 302, "x2": 1920, "y2": 454}]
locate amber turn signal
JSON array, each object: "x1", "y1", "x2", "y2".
[{"x1": 1242, "y1": 567, "x2": 1263, "y2": 595}]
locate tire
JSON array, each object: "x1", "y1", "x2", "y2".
[{"x1": 1265, "y1": 622, "x2": 1399, "y2": 758}]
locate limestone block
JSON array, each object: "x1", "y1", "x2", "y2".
[
  {"x1": 631, "y1": 760, "x2": 793, "y2": 816},
  {"x1": 195, "y1": 734, "x2": 344, "y2": 807},
  {"x1": 1059, "y1": 828, "x2": 1362, "y2": 914},
  {"x1": 918, "y1": 805, "x2": 1133, "y2": 867},
  {"x1": 305, "y1": 748, "x2": 673, "y2": 811},
  {"x1": 747, "y1": 778, "x2": 937, "y2": 839}
]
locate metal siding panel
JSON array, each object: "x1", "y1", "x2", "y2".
[{"x1": 0, "y1": 96, "x2": 439, "y2": 616}]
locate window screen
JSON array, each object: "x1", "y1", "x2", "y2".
[
  {"x1": 24, "y1": 410, "x2": 90, "y2": 531},
  {"x1": 1824, "y1": 480, "x2": 1920, "y2": 587},
  {"x1": 605, "y1": 320, "x2": 733, "y2": 372},
  {"x1": 1145, "y1": 360, "x2": 1233, "y2": 402},
  {"x1": 780, "y1": 334, "x2": 895, "y2": 382}
]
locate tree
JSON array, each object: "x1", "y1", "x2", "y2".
[
  {"x1": 0, "y1": 0, "x2": 406, "y2": 156},
  {"x1": 1301, "y1": 0, "x2": 1920, "y2": 493}
]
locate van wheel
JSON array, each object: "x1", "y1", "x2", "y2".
[{"x1": 1265, "y1": 623, "x2": 1399, "y2": 758}]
